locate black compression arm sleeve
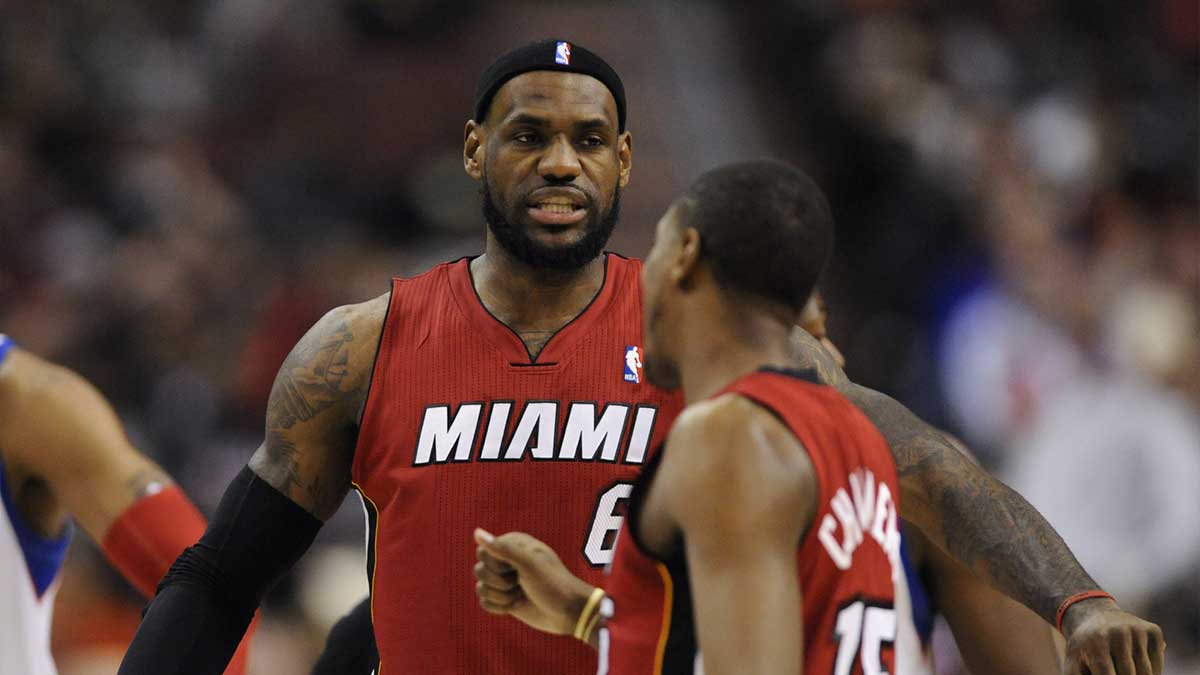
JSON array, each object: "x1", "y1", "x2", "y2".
[
  {"x1": 119, "y1": 466, "x2": 323, "y2": 675},
  {"x1": 311, "y1": 596, "x2": 379, "y2": 675}
]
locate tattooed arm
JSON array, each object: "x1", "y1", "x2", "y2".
[
  {"x1": 119, "y1": 296, "x2": 389, "y2": 675},
  {"x1": 248, "y1": 295, "x2": 389, "y2": 519},
  {"x1": 790, "y1": 328, "x2": 1165, "y2": 673}
]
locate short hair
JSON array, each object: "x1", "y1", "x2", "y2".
[{"x1": 674, "y1": 160, "x2": 834, "y2": 313}]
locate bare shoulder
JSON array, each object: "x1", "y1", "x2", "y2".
[{"x1": 661, "y1": 394, "x2": 816, "y2": 531}]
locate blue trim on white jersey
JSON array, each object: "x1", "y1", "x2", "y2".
[
  {"x1": 0, "y1": 453, "x2": 71, "y2": 599},
  {"x1": 0, "y1": 334, "x2": 14, "y2": 368},
  {"x1": 900, "y1": 535, "x2": 936, "y2": 644}
]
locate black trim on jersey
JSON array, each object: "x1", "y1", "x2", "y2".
[
  {"x1": 621, "y1": 403, "x2": 659, "y2": 465},
  {"x1": 410, "y1": 401, "x2": 486, "y2": 466},
  {"x1": 478, "y1": 399, "x2": 516, "y2": 462},
  {"x1": 358, "y1": 488, "x2": 381, "y2": 597},
  {"x1": 756, "y1": 365, "x2": 822, "y2": 385},
  {"x1": 581, "y1": 479, "x2": 635, "y2": 568},
  {"x1": 465, "y1": 253, "x2": 612, "y2": 364},
  {"x1": 659, "y1": 556, "x2": 700, "y2": 675},
  {"x1": 556, "y1": 401, "x2": 630, "y2": 463},
  {"x1": 508, "y1": 361, "x2": 560, "y2": 367},
  {"x1": 502, "y1": 399, "x2": 560, "y2": 461}
]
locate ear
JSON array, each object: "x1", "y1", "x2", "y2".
[
  {"x1": 669, "y1": 227, "x2": 703, "y2": 291},
  {"x1": 464, "y1": 120, "x2": 484, "y2": 181},
  {"x1": 617, "y1": 131, "x2": 633, "y2": 189}
]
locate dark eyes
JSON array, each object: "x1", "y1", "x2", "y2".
[{"x1": 511, "y1": 132, "x2": 606, "y2": 148}]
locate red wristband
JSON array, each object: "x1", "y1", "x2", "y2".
[
  {"x1": 101, "y1": 484, "x2": 206, "y2": 598},
  {"x1": 1056, "y1": 590, "x2": 1116, "y2": 633},
  {"x1": 101, "y1": 483, "x2": 255, "y2": 675}
]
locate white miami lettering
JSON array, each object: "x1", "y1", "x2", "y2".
[
  {"x1": 817, "y1": 468, "x2": 903, "y2": 582},
  {"x1": 412, "y1": 401, "x2": 658, "y2": 466},
  {"x1": 413, "y1": 403, "x2": 483, "y2": 464}
]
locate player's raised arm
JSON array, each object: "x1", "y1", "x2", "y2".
[
  {"x1": 660, "y1": 397, "x2": 816, "y2": 675},
  {"x1": 789, "y1": 327, "x2": 1165, "y2": 674},
  {"x1": 119, "y1": 296, "x2": 387, "y2": 675},
  {"x1": 0, "y1": 343, "x2": 254, "y2": 675}
]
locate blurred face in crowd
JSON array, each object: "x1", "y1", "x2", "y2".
[{"x1": 464, "y1": 71, "x2": 632, "y2": 270}]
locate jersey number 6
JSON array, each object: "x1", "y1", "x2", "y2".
[{"x1": 584, "y1": 482, "x2": 633, "y2": 566}]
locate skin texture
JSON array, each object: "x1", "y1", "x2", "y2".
[
  {"x1": 464, "y1": 70, "x2": 631, "y2": 359},
  {"x1": 247, "y1": 299, "x2": 387, "y2": 521},
  {"x1": 647, "y1": 397, "x2": 815, "y2": 675},
  {"x1": 0, "y1": 346, "x2": 172, "y2": 542},
  {"x1": 906, "y1": 524, "x2": 1065, "y2": 673}
]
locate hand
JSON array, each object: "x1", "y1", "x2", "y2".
[
  {"x1": 1062, "y1": 599, "x2": 1165, "y2": 675},
  {"x1": 473, "y1": 528, "x2": 597, "y2": 636}
]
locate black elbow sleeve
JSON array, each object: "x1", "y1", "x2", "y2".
[
  {"x1": 122, "y1": 466, "x2": 324, "y2": 674},
  {"x1": 160, "y1": 466, "x2": 323, "y2": 613}
]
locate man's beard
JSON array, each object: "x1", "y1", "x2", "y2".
[{"x1": 481, "y1": 179, "x2": 621, "y2": 271}]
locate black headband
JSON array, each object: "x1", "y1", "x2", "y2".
[{"x1": 473, "y1": 39, "x2": 627, "y2": 132}]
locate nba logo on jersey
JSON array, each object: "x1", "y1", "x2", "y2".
[
  {"x1": 555, "y1": 41, "x2": 572, "y2": 65},
  {"x1": 623, "y1": 345, "x2": 642, "y2": 384}
]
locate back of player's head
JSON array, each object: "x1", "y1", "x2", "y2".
[{"x1": 674, "y1": 160, "x2": 834, "y2": 314}]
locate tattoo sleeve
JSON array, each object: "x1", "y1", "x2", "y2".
[
  {"x1": 790, "y1": 328, "x2": 1098, "y2": 622},
  {"x1": 250, "y1": 309, "x2": 371, "y2": 520}
]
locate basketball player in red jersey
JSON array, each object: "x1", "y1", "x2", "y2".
[
  {"x1": 478, "y1": 159, "x2": 901, "y2": 673},
  {"x1": 0, "y1": 336, "x2": 252, "y2": 674},
  {"x1": 121, "y1": 39, "x2": 1162, "y2": 675}
]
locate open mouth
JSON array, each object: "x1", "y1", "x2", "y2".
[{"x1": 526, "y1": 193, "x2": 588, "y2": 226}]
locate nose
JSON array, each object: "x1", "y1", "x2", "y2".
[{"x1": 538, "y1": 134, "x2": 582, "y2": 182}]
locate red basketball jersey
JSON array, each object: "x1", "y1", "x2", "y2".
[
  {"x1": 352, "y1": 255, "x2": 684, "y2": 674},
  {"x1": 601, "y1": 368, "x2": 900, "y2": 675}
]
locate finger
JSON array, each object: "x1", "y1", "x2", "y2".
[
  {"x1": 1112, "y1": 630, "x2": 1136, "y2": 675},
  {"x1": 1148, "y1": 628, "x2": 1165, "y2": 674},
  {"x1": 1132, "y1": 631, "x2": 1153, "y2": 675},
  {"x1": 476, "y1": 546, "x2": 515, "y2": 574},
  {"x1": 474, "y1": 528, "x2": 526, "y2": 569},
  {"x1": 1085, "y1": 650, "x2": 1118, "y2": 675},
  {"x1": 475, "y1": 580, "x2": 524, "y2": 610},
  {"x1": 1064, "y1": 647, "x2": 1086, "y2": 675},
  {"x1": 474, "y1": 560, "x2": 519, "y2": 591},
  {"x1": 479, "y1": 597, "x2": 522, "y2": 615}
]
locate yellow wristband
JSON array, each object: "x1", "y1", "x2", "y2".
[{"x1": 573, "y1": 587, "x2": 606, "y2": 641}]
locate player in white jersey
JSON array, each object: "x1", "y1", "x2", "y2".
[{"x1": 0, "y1": 334, "x2": 253, "y2": 674}]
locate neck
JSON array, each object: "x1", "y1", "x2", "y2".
[
  {"x1": 674, "y1": 296, "x2": 795, "y2": 405},
  {"x1": 471, "y1": 236, "x2": 606, "y2": 333}
]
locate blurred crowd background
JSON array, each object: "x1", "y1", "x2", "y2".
[{"x1": 0, "y1": 0, "x2": 1195, "y2": 673}]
